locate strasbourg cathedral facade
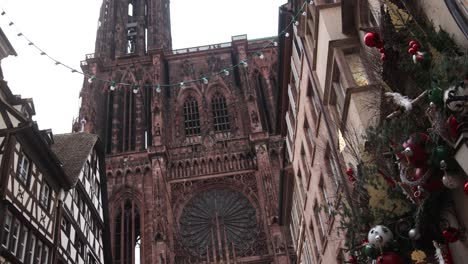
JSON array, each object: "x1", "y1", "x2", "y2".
[{"x1": 75, "y1": 0, "x2": 291, "y2": 263}]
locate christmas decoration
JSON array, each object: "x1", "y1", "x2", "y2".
[
  {"x1": 363, "y1": 243, "x2": 378, "y2": 259},
  {"x1": 408, "y1": 228, "x2": 421, "y2": 240},
  {"x1": 346, "y1": 168, "x2": 356, "y2": 182},
  {"x1": 444, "y1": 82, "x2": 468, "y2": 114},
  {"x1": 411, "y1": 250, "x2": 427, "y2": 263},
  {"x1": 368, "y1": 225, "x2": 393, "y2": 247},
  {"x1": 385, "y1": 92, "x2": 412, "y2": 112},
  {"x1": 364, "y1": 32, "x2": 380, "y2": 47},
  {"x1": 446, "y1": 116, "x2": 458, "y2": 140},
  {"x1": 434, "y1": 241, "x2": 454, "y2": 264},
  {"x1": 406, "y1": 40, "x2": 426, "y2": 64},
  {"x1": 398, "y1": 133, "x2": 431, "y2": 169},
  {"x1": 431, "y1": 145, "x2": 450, "y2": 169},
  {"x1": 412, "y1": 51, "x2": 425, "y2": 64},
  {"x1": 442, "y1": 172, "x2": 460, "y2": 189},
  {"x1": 464, "y1": 182, "x2": 468, "y2": 195},
  {"x1": 428, "y1": 87, "x2": 444, "y2": 106},
  {"x1": 347, "y1": 255, "x2": 357, "y2": 264},
  {"x1": 442, "y1": 227, "x2": 460, "y2": 243},
  {"x1": 376, "y1": 251, "x2": 405, "y2": 264}
]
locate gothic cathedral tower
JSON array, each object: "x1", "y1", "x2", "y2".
[{"x1": 76, "y1": 0, "x2": 291, "y2": 263}]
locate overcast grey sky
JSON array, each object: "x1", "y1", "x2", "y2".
[{"x1": 1, "y1": 0, "x2": 286, "y2": 134}]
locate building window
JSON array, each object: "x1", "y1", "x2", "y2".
[
  {"x1": 17, "y1": 226, "x2": 29, "y2": 261},
  {"x1": 300, "y1": 145, "x2": 311, "y2": 190},
  {"x1": 33, "y1": 240, "x2": 43, "y2": 264},
  {"x1": 93, "y1": 178, "x2": 100, "y2": 199},
  {"x1": 83, "y1": 161, "x2": 90, "y2": 180},
  {"x1": 40, "y1": 183, "x2": 51, "y2": 208},
  {"x1": 325, "y1": 146, "x2": 342, "y2": 189},
  {"x1": 88, "y1": 253, "x2": 97, "y2": 264},
  {"x1": 212, "y1": 94, "x2": 230, "y2": 132},
  {"x1": 330, "y1": 64, "x2": 345, "y2": 115},
  {"x1": 25, "y1": 233, "x2": 36, "y2": 264},
  {"x1": 289, "y1": 186, "x2": 302, "y2": 250},
  {"x1": 313, "y1": 203, "x2": 325, "y2": 240},
  {"x1": 319, "y1": 177, "x2": 333, "y2": 216},
  {"x1": 306, "y1": 79, "x2": 318, "y2": 121},
  {"x1": 301, "y1": 235, "x2": 314, "y2": 264},
  {"x1": 345, "y1": 53, "x2": 369, "y2": 86},
  {"x1": 18, "y1": 152, "x2": 30, "y2": 184},
  {"x1": 304, "y1": 119, "x2": 314, "y2": 154},
  {"x1": 9, "y1": 219, "x2": 20, "y2": 255},
  {"x1": 41, "y1": 245, "x2": 49, "y2": 264},
  {"x1": 309, "y1": 220, "x2": 321, "y2": 262},
  {"x1": 114, "y1": 199, "x2": 141, "y2": 264},
  {"x1": 1, "y1": 212, "x2": 12, "y2": 248},
  {"x1": 76, "y1": 238, "x2": 84, "y2": 258},
  {"x1": 183, "y1": 96, "x2": 201, "y2": 136},
  {"x1": 61, "y1": 217, "x2": 71, "y2": 235}
]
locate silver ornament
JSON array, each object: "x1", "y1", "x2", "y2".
[
  {"x1": 408, "y1": 228, "x2": 421, "y2": 240},
  {"x1": 440, "y1": 160, "x2": 447, "y2": 170},
  {"x1": 442, "y1": 173, "x2": 460, "y2": 189},
  {"x1": 402, "y1": 147, "x2": 413, "y2": 157}
]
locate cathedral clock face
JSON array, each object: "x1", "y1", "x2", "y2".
[{"x1": 179, "y1": 189, "x2": 258, "y2": 256}]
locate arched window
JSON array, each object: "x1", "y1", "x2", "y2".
[
  {"x1": 114, "y1": 199, "x2": 141, "y2": 264},
  {"x1": 183, "y1": 96, "x2": 201, "y2": 136},
  {"x1": 212, "y1": 94, "x2": 230, "y2": 132}
]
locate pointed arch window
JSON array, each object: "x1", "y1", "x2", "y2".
[
  {"x1": 114, "y1": 199, "x2": 141, "y2": 264},
  {"x1": 183, "y1": 96, "x2": 201, "y2": 136},
  {"x1": 212, "y1": 94, "x2": 230, "y2": 132}
]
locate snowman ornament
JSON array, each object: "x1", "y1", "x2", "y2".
[
  {"x1": 368, "y1": 225, "x2": 394, "y2": 248},
  {"x1": 444, "y1": 82, "x2": 468, "y2": 114}
]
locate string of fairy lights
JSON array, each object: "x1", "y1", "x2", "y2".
[{"x1": 0, "y1": 0, "x2": 313, "y2": 94}]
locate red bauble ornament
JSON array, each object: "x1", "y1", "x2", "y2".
[
  {"x1": 414, "y1": 167, "x2": 428, "y2": 180},
  {"x1": 377, "y1": 252, "x2": 405, "y2": 264},
  {"x1": 412, "y1": 43, "x2": 421, "y2": 51},
  {"x1": 379, "y1": 47, "x2": 385, "y2": 53},
  {"x1": 408, "y1": 47, "x2": 416, "y2": 55},
  {"x1": 364, "y1": 32, "x2": 379, "y2": 47},
  {"x1": 346, "y1": 168, "x2": 354, "y2": 176},
  {"x1": 401, "y1": 133, "x2": 430, "y2": 168},
  {"x1": 409, "y1": 40, "x2": 416, "y2": 47},
  {"x1": 442, "y1": 227, "x2": 460, "y2": 243},
  {"x1": 447, "y1": 115, "x2": 459, "y2": 139},
  {"x1": 381, "y1": 54, "x2": 386, "y2": 61},
  {"x1": 416, "y1": 53, "x2": 424, "y2": 62},
  {"x1": 348, "y1": 255, "x2": 358, "y2": 264},
  {"x1": 464, "y1": 182, "x2": 468, "y2": 195}
]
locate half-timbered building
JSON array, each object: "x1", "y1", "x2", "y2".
[
  {"x1": 51, "y1": 133, "x2": 112, "y2": 264},
  {"x1": 0, "y1": 28, "x2": 112, "y2": 264},
  {"x1": 0, "y1": 82, "x2": 73, "y2": 264},
  {"x1": 0, "y1": 27, "x2": 74, "y2": 264}
]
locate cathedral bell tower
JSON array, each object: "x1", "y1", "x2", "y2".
[
  {"x1": 78, "y1": 0, "x2": 170, "y2": 154},
  {"x1": 94, "y1": 0, "x2": 172, "y2": 59},
  {"x1": 76, "y1": 0, "x2": 291, "y2": 263}
]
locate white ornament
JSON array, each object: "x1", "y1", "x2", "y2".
[
  {"x1": 368, "y1": 225, "x2": 393, "y2": 247},
  {"x1": 384, "y1": 92, "x2": 412, "y2": 112}
]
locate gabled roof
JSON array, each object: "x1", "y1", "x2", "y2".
[{"x1": 51, "y1": 132, "x2": 98, "y2": 186}]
